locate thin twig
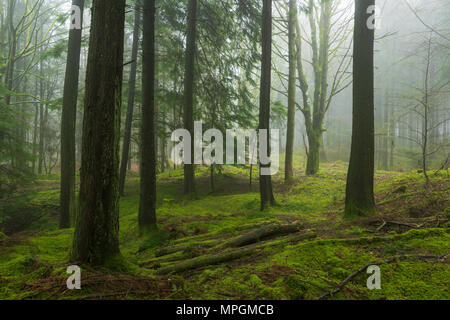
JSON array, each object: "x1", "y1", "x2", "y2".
[{"x1": 317, "y1": 253, "x2": 448, "y2": 300}]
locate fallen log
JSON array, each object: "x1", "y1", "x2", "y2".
[
  {"x1": 155, "y1": 246, "x2": 257, "y2": 275},
  {"x1": 223, "y1": 222, "x2": 304, "y2": 248},
  {"x1": 155, "y1": 231, "x2": 316, "y2": 275},
  {"x1": 170, "y1": 221, "x2": 274, "y2": 245},
  {"x1": 138, "y1": 251, "x2": 186, "y2": 267},
  {"x1": 287, "y1": 231, "x2": 317, "y2": 243},
  {"x1": 155, "y1": 239, "x2": 220, "y2": 257}
]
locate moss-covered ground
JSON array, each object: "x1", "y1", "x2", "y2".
[{"x1": 0, "y1": 157, "x2": 449, "y2": 300}]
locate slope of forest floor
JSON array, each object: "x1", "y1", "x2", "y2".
[{"x1": 0, "y1": 160, "x2": 449, "y2": 300}]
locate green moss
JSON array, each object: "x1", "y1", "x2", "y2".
[
  {"x1": 366, "y1": 262, "x2": 450, "y2": 300},
  {"x1": 392, "y1": 185, "x2": 407, "y2": 194},
  {"x1": 345, "y1": 226, "x2": 366, "y2": 236},
  {"x1": 248, "y1": 274, "x2": 263, "y2": 287},
  {"x1": 103, "y1": 254, "x2": 136, "y2": 273},
  {"x1": 1, "y1": 163, "x2": 448, "y2": 300},
  {"x1": 138, "y1": 229, "x2": 171, "y2": 252},
  {"x1": 444, "y1": 207, "x2": 450, "y2": 219}
]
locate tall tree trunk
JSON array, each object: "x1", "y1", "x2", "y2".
[
  {"x1": 72, "y1": 0, "x2": 126, "y2": 265},
  {"x1": 345, "y1": 0, "x2": 376, "y2": 217},
  {"x1": 306, "y1": 132, "x2": 320, "y2": 175},
  {"x1": 284, "y1": 0, "x2": 296, "y2": 182},
  {"x1": 4, "y1": 0, "x2": 16, "y2": 107},
  {"x1": 320, "y1": 134, "x2": 328, "y2": 163},
  {"x1": 296, "y1": 0, "x2": 332, "y2": 176},
  {"x1": 422, "y1": 35, "x2": 432, "y2": 186},
  {"x1": 183, "y1": 0, "x2": 197, "y2": 197},
  {"x1": 389, "y1": 105, "x2": 395, "y2": 170},
  {"x1": 32, "y1": 104, "x2": 38, "y2": 173},
  {"x1": 381, "y1": 93, "x2": 389, "y2": 170},
  {"x1": 60, "y1": 0, "x2": 84, "y2": 229},
  {"x1": 161, "y1": 135, "x2": 167, "y2": 172},
  {"x1": 139, "y1": 0, "x2": 157, "y2": 232},
  {"x1": 43, "y1": 104, "x2": 49, "y2": 174},
  {"x1": 119, "y1": 1, "x2": 141, "y2": 196},
  {"x1": 128, "y1": 148, "x2": 132, "y2": 170},
  {"x1": 38, "y1": 58, "x2": 44, "y2": 174},
  {"x1": 309, "y1": 0, "x2": 331, "y2": 173},
  {"x1": 259, "y1": 0, "x2": 275, "y2": 210},
  {"x1": 16, "y1": 50, "x2": 27, "y2": 171}
]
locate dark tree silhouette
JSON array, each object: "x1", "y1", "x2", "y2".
[
  {"x1": 345, "y1": 0, "x2": 376, "y2": 217},
  {"x1": 60, "y1": 0, "x2": 84, "y2": 229},
  {"x1": 119, "y1": 1, "x2": 141, "y2": 196},
  {"x1": 183, "y1": 0, "x2": 197, "y2": 197},
  {"x1": 284, "y1": 0, "x2": 297, "y2": 182},
  {"x1": 72, "y1": 0, "x2": 126, "y2": 264},
  {"x1": 259, "y1": 0, "x2": 275, "y2": 210},
  {"x1": 139, "y1": 0, "x2": 157, "y2": 232}
]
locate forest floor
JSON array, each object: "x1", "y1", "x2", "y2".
[{"x1": 0, "y1": 159, "x2": 449, "y2": 300}]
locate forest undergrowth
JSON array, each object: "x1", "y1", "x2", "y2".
[{"x1": 0, "y1": 160, "x2": 449, "y2": 300}]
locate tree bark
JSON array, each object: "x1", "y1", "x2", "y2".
[
  {"x1": 183, "y1": 0, "x2": 197, "y2": 197},
  {"x1": 381, "y1": 93, "x2": 389, "y2": 170},
  {"x1": 306, "y1": 132, "x2": 320, "y2": 175},
  {"x1": 295, "y1": 0, "x2": 332, "y2": 176},
  {"x1": 119, "y1": 1, "x2": 141, "y2": 196},
  {"x1": 259, "y1": 0, "x2": 275, "y2": 210},
  {"x1": 72, "y1": 0, "x2": 126, "y2": 265},
  {"x1": 60, "y1": 0, "x2": 84, "y2": 229},
  {"x1": 38, "y1": 58, "x2": 44, "y2": 174},
  {"x1": 32, "y1": 104, "x2": 38, "y2": 173},
  {"x1": 345, "y1": 0, "x2": 376, "y2": 217},
  {"x1": 223, "y1": 222, "x2": 304, "y2": 248},
  {"x1": 284, "y1": 0, "x2": 296, "y2": 182},
  {"x1": 139, "y1": 0, "x2": 157, "y2": 232}
]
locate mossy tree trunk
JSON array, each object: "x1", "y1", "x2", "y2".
[
  {"x1": 259, "y1": 0, "x2": 275, "y2": 210},
  {"x1": 38, "y1": 58, "x2": 44, "y2": 174},
  {"x1": 60, "y1": 0, "x2": 84, "y2": 229},
  {"x1": 345, "y1": 0, "x2": 376, "y2": 218},
  {"x1": 72, "y1": 0, "x2": 126, "y2": 264},
  {"x1": 284, "y1": 0, "x2": 297, "y2": 182},
  {"x1": 296, "y1": 0, "x2": 333, "y2": 176},
  {"x1": 139, "y1": 0, "x2": 157, "y2": 232}
]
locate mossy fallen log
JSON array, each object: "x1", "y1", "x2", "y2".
[
  {"x1": 155, "y1": 246, "x2": 257, "y2": 275},
  {"x1": 287, "y1": 231, "x2": 317, "y2": 243},
  {"x1": 139, "y1": 251, "x2": 186, "y2": 267},
  {"x1": 313, "y1": 228, "x2": 449, "y2": 246},
  {"x1": 223, "y1": 222, "x2": 304, "y2": 248},
  {"x1": 155, "y1": 231, "x2": 316, "y2": 275},
  {"x1": 155, "y1": 239, "x2": 220, "y2": 257},
  {"x1": 170, "y1": 221, "x2": 275, "y2": 245}
]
